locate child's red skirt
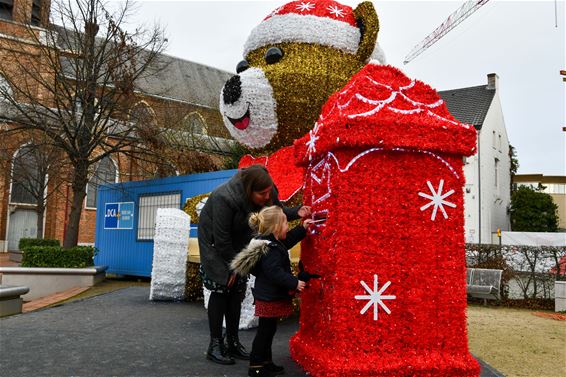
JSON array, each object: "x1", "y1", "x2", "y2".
[{"x1": 254, "y1": 298, "x2": 293, "y2": 318}]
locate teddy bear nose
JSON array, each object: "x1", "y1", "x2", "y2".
[{"x1": 222, "y1": 75, "x2": 242, "y2": 105}]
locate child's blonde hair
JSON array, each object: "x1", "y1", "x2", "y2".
[{"x1": 249, "y1": 205, "x2": 287, "y2": 236}]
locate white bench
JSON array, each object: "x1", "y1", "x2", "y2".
[
  {"x1": 0, "y1": 285, "x2": 30, "y2": 317},
  {"x1": 466, "y1": 268, "x2": 502, "y2": 300}
]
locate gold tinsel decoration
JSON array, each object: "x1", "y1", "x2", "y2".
[
  {"x1": 185, "y1": 261, "x2": 203, "y2": 301},
  {"x1": 183, "y1": 193, "x2": 210, "y2": 224},
  {"x1": 246, "y1": 43, "x2": 367, "y2": 154}
]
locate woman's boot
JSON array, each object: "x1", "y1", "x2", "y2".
[
  {"x1": 206, "y1": 338, "x2": 235, "y2": 365},
  {"x1": 226, "y1": 335, "x2": 250, "y2": 360}
]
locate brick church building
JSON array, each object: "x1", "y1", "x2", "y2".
[{"x1": 0, "y1": 0, "x2": 234, "y2": 253}]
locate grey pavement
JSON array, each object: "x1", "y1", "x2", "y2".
[{"x1": 0, "y1": 287, "x2": 503, "y2": 377}]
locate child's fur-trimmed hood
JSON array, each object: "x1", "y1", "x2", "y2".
[{"x1": 230, "y1": 239, "x2": 270, "y2": 276}]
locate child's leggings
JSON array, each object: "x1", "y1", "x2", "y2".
[{"x1": 250, "y1": 317, "x2": 278, "y2": 365}]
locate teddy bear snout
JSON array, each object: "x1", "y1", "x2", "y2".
[{"x1": 222, "y1": 75, "x2": 242, "y2": 105}]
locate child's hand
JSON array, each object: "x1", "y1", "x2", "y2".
[
  {"x1": 298, "y1": 260, "x2": 322, "y2": 282},
  {"x1": 302, "y1": 219, "x2": 314, "y2": 229},
  {"x1": 296, "y1": 280, "x2": 306, "y2": 292},
  {"x1": 298, "y1": 206, "x2": 312, "y2": 218}
]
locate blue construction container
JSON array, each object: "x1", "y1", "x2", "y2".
[{"x1": 94, "y1": 169, "x2": 237, "y2": 276}]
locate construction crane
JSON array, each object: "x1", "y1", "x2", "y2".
[{"x1": 403, "y1": 0, "x2": 490, "y2": 64}]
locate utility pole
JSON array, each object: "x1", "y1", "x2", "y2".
[{"x1": 562, "y1": 71, "x2": 566, "y2": 132}]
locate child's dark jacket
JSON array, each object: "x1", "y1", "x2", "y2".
[{"x1": 231, "y1": 226, "x2": 306, "y2": 301}]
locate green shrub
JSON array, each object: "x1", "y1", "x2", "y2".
[
  {"x1": 21, "y1": 246, "x2": 97, "y2": 268},
  {"x1": 18, "y1": 238, "x2": 60, "y2": 250}
]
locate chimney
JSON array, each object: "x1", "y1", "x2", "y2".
[{"x1": 487, "y1": 73, "x2": 498, "y2": 90}]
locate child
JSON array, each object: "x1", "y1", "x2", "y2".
[{"x1": 231, "y1": 205, "x2": 312, "y2": 377}]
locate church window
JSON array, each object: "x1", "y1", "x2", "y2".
[
  {"x1": 10, "y1": 144, "x2": 44, "y2": 205},
  {"x1": 0, "y1": 0, "x2": 13, "y2": 21},
  {"x1": 86, "y1": 156, "x2": 118, "y2": 208}
]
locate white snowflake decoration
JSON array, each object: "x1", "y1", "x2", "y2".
[
  {"x1": 327, "y1": 5, "x2": 345, "y2": 17},
  {"x1": 355, "y1": 274, "x2": 396, "y2": 321},
  {"x1": 306, "y1": 122, "x2": 321, "y2": 160},
  {"x1": 418, "y1": 179, "x2": 456, "y2": 220},
  {"x1": 296, "y1": 2, "x2": 315, "y2": 12}
]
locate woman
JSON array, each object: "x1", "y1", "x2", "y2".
[{"x1": 198, "y1": 164, "x2": 311, "y2": 365}]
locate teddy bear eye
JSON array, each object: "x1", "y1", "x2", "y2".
[
  {"x1": 236, "y1": 60, "x2": 249, "y2": 73},
  {"x1": 265, "y1": 47, "x2": 284, "y2": 64}
]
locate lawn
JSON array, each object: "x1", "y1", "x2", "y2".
[{"x1": 467, "y1": 305, "x2": 566, "y2": 377}]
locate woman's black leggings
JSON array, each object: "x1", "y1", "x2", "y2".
[
  {"x1": 250, "y1": 317, "x2": 278, "y2": 365},
  {"x1": 208, "y1": 290, "x2": 242, "y2": 339}
]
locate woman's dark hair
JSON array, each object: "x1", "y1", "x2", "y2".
[{"x1": 239, "y1": 164, "x2": 273, "y2": 200}]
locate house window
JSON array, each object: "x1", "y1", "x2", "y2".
[
  {"x1": 494, "y1": 158, "x2": 499, "y2": 189},
  {"x1": 546, "y1": 184, "x2": 566, "y2": 194},
  {"x1": 86, "y1": 157, "x2": 118, "y2": 208},
  {"x1": 498, "y1": 134, "x2": 502, "y2": 152},
  {"x1": 0, "y1": 0, "x2": 13, "y2": 21},
  {"x1": 137, "y1": 192, "x2": 181, "y2": 240},
  {"x1": 10, "y1": 144, "x2": 43, "y2": 205},
  {"x1": 492, "y1": 131, "x2": 496, "y2": 149}
]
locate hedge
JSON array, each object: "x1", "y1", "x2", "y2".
[
  {"x1": 21, "y1": 246, "x2": 97, "y2": 268},
  {"x1": 18, "y1": 238, "x2": 60, "y2": 250}
]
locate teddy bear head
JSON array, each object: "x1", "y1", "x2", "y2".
[{"x1": 220, "y1": 0, "x2": 385, "y2": 153}]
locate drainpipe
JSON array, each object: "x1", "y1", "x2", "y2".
[{"x1": 475, "y1": 124, "x2": 482, "y2": 245}]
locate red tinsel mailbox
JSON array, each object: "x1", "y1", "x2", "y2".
[{"x1": 290, "y1": 64, "x2": 480, "y2": 377}]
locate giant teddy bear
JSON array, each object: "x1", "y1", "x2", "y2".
[
  {"x1": 220, "y1": 0, "x2": 385, "y2": 201},
  {"x1": 220, "y1": 1, "x2": 480, "y2": 376}
]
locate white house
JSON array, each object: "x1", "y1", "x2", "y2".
[{"x1": 439, "y1": 73, "x2": 511, "y2": 244}]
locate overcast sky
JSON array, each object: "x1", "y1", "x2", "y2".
[{"x1": 125, "y1": 0, "x2": 565, "y2": 175}]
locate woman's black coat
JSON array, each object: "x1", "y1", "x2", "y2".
[{"x1": 198, "y1": 173, "x2": 299, "y2": 286}]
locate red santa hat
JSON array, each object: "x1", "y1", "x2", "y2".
[{"x1": 243, "y1": 0, "x2": 364, "y2": 57}]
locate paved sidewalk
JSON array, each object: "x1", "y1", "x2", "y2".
[
  {"x1": 22, "y1": 287, "x2": 90, "y2": 313},
  {"x1": 0, "y1": 287, "x2": 503, "y2": 377},
  {"x1": 0, "y1": 253, "x2": 18, "y2": 267}
]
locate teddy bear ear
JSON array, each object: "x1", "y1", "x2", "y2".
[{"x1": 353, "y1": 1, "x2": 380, "y2": 63}]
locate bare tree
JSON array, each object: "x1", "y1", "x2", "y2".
[
  {"x1": 0, "y1": 0, "x2": 167, "y2": 248},
  {"x1": 0, "y1": 131, "x2": 67, "y2": 239}
]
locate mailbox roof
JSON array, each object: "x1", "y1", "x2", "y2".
[{"x1": 295, "y1": 63, "x2": 477, "y2": 165}]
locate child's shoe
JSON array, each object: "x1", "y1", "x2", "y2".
[
  {"x1": 248, "y1": 366, "x2": 275, "y2": 377},
  {"x1": 264, "y1": 362, "x2": 285, "y2": 375}
]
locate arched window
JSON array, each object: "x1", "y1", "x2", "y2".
[
  {"x1": 0, "y1": 74, "x2": 13, "y2": 101},
  {"x1": 86, "y1": 156, "x2": 118, "y2": 208},
  {"x1": 10, "y1": 144, "x2": 44, "y2": 205},
  {"x1": 130, "y1": 101, "x2": 157, "y2": 127},
  {"x1": 31, "y1": 0, "x2": 42, "y2": 25},
  {"x1": 183, "y1": 112, "x2": 208, "y2": 136}
]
